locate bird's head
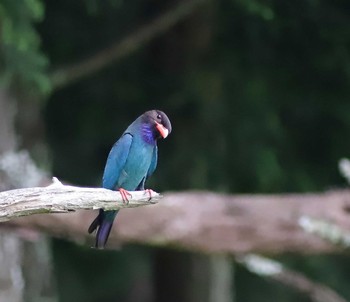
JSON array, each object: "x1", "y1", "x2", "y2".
[{"x1": 143, "y1": 110, "x2": 172, "y2": 140}]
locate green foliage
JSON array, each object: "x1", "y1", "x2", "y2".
[
  {"x1": 0, "y1": 0, "x2": 50, "y2": 94},
  {"x1": 84, "y1": 0, "x2": 124, "y2": 15},
  {"x1": 236, "y1": 0, "x2": 275, "y2": 20}
]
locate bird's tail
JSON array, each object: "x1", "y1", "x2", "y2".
[{"x1": 88, "y1": 209, "x2": 118, "y2": 249}]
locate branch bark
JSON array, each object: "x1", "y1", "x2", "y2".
[
  {"x1": 50, "y1": 0, "x2": 208, "y2": 90},
  {"x1": 0, "y1": 178, "x2": 160, "y2": 222},
  {"x1": 3, "y1": 189, "x2": 350, "y2": 254}
]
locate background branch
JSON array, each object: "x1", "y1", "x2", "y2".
[
  {"x1": 0, "y1": 178, "x2": 160, "y2": 222},
  {"x1": 238, "y1": 254, "x2": 347, "y2": 302},
  {"x1": 299, "y1": 216, "x2": 350, "y2": 248},
  {"x1": 3, "y1": 189, "x2": 350, "y2": 253},
  {"x1": 50, "y1": 0, "x2": 208, "y2": 90}
]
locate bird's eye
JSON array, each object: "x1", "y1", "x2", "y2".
[{"x1": 157, "y1": 114, "x2": 162, "y2": 120}]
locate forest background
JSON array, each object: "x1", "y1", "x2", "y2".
[{"x1": 1, "y1": 1, "x2": 350, "y2": 302}]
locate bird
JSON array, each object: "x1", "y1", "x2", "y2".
[{"x1": 88, "y1": 110, "x2": 172, "y2": 249}]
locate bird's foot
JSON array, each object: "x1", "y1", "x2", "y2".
[
  {"x1": 144, "y1": 189, "x2": 155, "y2": 201},
  {"x1": 119, "y1": 188, "x2": 132, "y2": 204}
]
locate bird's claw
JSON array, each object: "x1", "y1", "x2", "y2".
[
  {"x1": 119, "y1": 188, "x2": 132, "y2": 204},
  {"x1": 144, "y1": 189, "x2": 155, "y2": 201}
]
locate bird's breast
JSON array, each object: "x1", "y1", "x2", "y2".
[{"x1": 117, "y1": 141, "x2": 154, "y2": 190}]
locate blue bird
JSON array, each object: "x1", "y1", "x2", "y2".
[{"x1": 88, "y1": 110, "x2": 172, "y2": 248}]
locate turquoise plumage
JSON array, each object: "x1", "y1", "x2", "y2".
[{"x1": 88, "y1": 110, "x2": 171, "y2": 248}]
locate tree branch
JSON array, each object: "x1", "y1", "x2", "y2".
[
  {"x1": 3, "y1": 189, "x2": 350, "y2": 253},
  {"x1": 237, "y1": 254, "x2": 347, "y2": 302},
  {"x1": 299, "y1": 216, "x2": 350, "y2": 248},
  {"x1": 0, "y1": 177, "x2": 160, "y2": 222},
  {"x1": 50, "y1": 0, "x2": 208, "y2": 90}
]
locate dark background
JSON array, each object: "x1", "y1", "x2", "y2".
[{"x1": 2, "y1": 0, "x2": 350, "y2": 301}]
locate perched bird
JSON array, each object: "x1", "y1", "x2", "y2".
[{"x1": 88, "y1": 110, "x2": 172, "y2": 248}]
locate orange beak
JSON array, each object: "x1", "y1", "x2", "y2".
[{"x1": 156, "y1": 122, "x2": 169, "y2": 138}]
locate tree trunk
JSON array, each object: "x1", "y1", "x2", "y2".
[{"x1": 0, "y1": 88, "x2": 57, "y2": 302}]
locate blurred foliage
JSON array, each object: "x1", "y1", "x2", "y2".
[
  {"x1": 0, "y1": 0, "x2": 50, "y2": 94},
  {"x1": 2, "y1": 0, "x2": 350, "y2": 301}
]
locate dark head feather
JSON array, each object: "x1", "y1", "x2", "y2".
[{"x1": 141, "y1": 110, "x2": 172, "y2": 140}]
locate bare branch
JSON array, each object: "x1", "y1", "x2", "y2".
[
  {"x1": 238, "y1": 254, "x2": 347, "y2": 302},
  {"x1": 0, "y1": 177, "x2": 160, "y2": 222},
  {"x1": 50, "y1": 0, "x2": 208, "y2": 90},
  {"x1": 299, "y1": 216, "x2": 350, "y2": 248},
  {"x1": 339, "y1": 158, "x2": 350, "y2": 185}
]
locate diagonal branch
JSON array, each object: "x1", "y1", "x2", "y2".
[
  {"x1": 50, "y1": 0, "x2": 208, "y2": 90},
  {"x1": 238, "y1": 254, "x2": 347, "y2": 302},
  {"x1": 0, "y1": 177, "x2": 160, "y2": 222}
]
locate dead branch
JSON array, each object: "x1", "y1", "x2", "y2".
[
  {"x1": 299, "y1": 216, "x2": 350, "y2": 248},
  {"x1": 238, "y1": 254, "x2": 347, "y2": 302},
  {"x1": 0, "y1": 178, "x2": 160, "y2": 222},
  {"x1": 50, "y1": 0, "x2": 208, "y2": 90},
  {"x1": 3, "y1": 189, "x2": 350, "y2": 254}
]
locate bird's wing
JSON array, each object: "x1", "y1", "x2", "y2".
[
  {"x1": 147, "y1": 145, "x2": 158, "y2": 178},
  {"x1": 102, "y1": 133, "x2": 133, "y2": 189}
]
